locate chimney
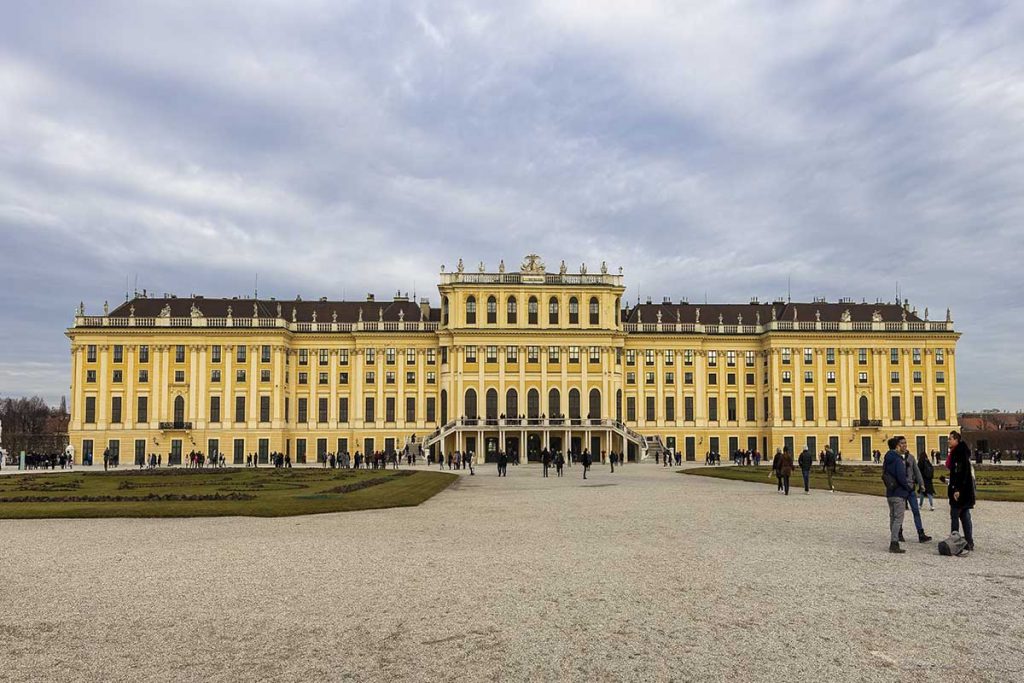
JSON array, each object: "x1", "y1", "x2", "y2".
[
  {"x1": 749, "y1": 296, "x2": 759, "y2": 305},
  {"x1": 366, "y1": 293, "x2": 375, "y2": 302}
]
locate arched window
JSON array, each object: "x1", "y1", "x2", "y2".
[
  {"x1": 465, "y1": 296, "x2": 476, "y2": 325},
  {"x1": 486, "y1": 296, "x2": 497, "y2": 324},
  {"x1": 465, "y1": 388, "x2": 478, "y2": 419},
  {"x1": 173, "y1": 395, "x2": 185, "y2": 423},
  {"x1": 859, "y1": 395, "x2": 869, "y2": 422},
  {"x1": 548, "y1": 388, "x2": 561, "y2": 417},
  {"x1": 442, "y1": 297, "x2": 449, "y2": 327},
  {"x1": 548, "y1": 296, "x2": 559, "y2": 325},
  {"x1": 506, "y1": 388, "x2": 518, "y2": 417},
  {"x1": 507, "y1": 296, "x2": 517, "y2": 324},
  {"x1": 528, "y1": 296, "x2": 538, "y2": 325},
  {"x1": 589, "y1": 388, "x2": 601, "y2": 420},
  {"x1": 568, "y1": 388, "x2": 581, "y2": 420},
  {"x1": 569, "y1": 297, "x2": 579, "y2": 325},
  {"x1": 589, "y1": 297, "x2": 600, "y2": 325},
  {"x1": 527, "y1": 388, "x2": 540, "y2": 418},
  {"x1": 486, "y1": 388, "x2": 498, "y2": 420},
  {"x1": 441, "y1": 389, "x2": 448, "y2": 424},
  {"x1": 616, "y1": 389, "x2": 622, "y2": 422}
]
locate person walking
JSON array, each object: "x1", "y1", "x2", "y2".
[
  {"x1": 946, "y1": 431, "x2": 976, "y2": 551},
  {"x1": 497, "y1": 450, "x2": 508, "y2": 477},
  {"x1": 582, "y1": 449, "x2": 592, "y2": 480},
  {"x1": 779, "y1": 447, "x2": 793, "y2": 495},
  {"x1": 917, "y1": 452, "x2": 936, "y2": 511},
  {"x1": 883, "y1": 436, "x2": 912, "y2": 554},
  {"x1": 609, "y1": 450, "x2": 616, "y2": 474},
  {"x1": 902, "y1": 448, "x2": 932, "y2": 543},
  {"x1": 772, "y1": 449, "x2": 783, "y2": 493},
  {"x1": 823, "y1": 445, "x2": 837, "y2": 492},
  {"x1": 542, "y1": 449, "x2": 551, "y2": 478},
  {"x1": 555, "y1": 451, "x2": 564, "y2": 477},
  {"x1": 798, "y1": 448, "x2": 813, "y2": 494}
]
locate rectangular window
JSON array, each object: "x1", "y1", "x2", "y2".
[
  {"x1": 645, "y1": 372, "x2": 655, "y2": 384},
  {"x1": 298, "y1": 398, "x2": 308, "y2": 423},
  {"x1": 914, "y1": 395, "x2": 924, "y2": 421},
  {"x1": 465, "y1": 347, "x2": 476, "y2": 363},
  {"x1": 826, "y1": 371, "x2": 836, "y2": 384},
  {"x1": 891, "y1": 396, "x2": 902, "y2": 421},
  {"x1": 235, "y1": 369, "x2": 245, "y2": 383},
  {"x1": 826, "y1": 348, "x2": 835, "y2": 364},
  {"x1": 645, "y1": 396, "x2": 655, "y2": 421},
  {"x1": 626, "y1": 349, "x2": 636, "y2": 366},
  {"x1": 426, "y1": 349, "x2": 435, "y2": 365},
  {"x1": 936, "y1": 371, "x2": 945, "y2": 384},
  {"x1": 827, "y1": 396, "x2": 837, "y2": 421},
  {"x1": 684, "y1": 396, "x2": 694, "y2": 422},
  {"x1": 782, "y1": 396, "x2": 792, "y2": 421},
  {"x1": 527, "y1": 346, "x2": 539, "y2": 363},
  {"x1": 725, "y1": 350, "x2": 736, "y2": 367},
  {"x1": 548, "y1": 346, "x2": 560, "y2": 363},
  {"x1": 365, "y1": 371, "x2": 375, "y2": 384},
  {"x1": 137, "y1": 396, "x2": 148, "y2": 423},
  {"x1": 298, "y1": 349, "x2": 309, "y2": 365},
  {"x1": 261, "y1": 369, "x2": 271, "y2": 382},
  {"x1": 175, "y1": 370, "x2": 185, "y2": 383},
  {"x1": 365, "y1": 397, "x2": 376, "y2": 422},
  {"x1": 261, "y1": 395, "x2": 271, "y2": 422},
  {"x1": 684, "y1": 371, "x2": 694, "y2": 385},
  {"x1": 626, "y1": 372, "x2": 635, "y2": 385},
  {"x1": 913, "y1": 348, "x2": 922, "y2": 364},
  {"x1": 385, "y1": 397, "x2": 395, "y2": 423},
  {"x1": 406, "y1": 396, "x2": 416, "y2": 423},
  {"x1": 645, "y1": 349, "x2": 655, "y2": 366},
  {"x1": 211, "y1": 369, "x2": 221, "y2": 383},
  {"x1": 745, "y1": 372, "x2": 754, "y2": 385},
  {"x1": 588, "y1": 346, "x2": 599, "y2": 363},
  {"x1": 85, "y1": 396, "x2": 96, "y2": 423},
  {"x1": 386, "y1": 348, "x2": 396, "y2": 365},
  {"x1": 427, "y1": 371, "x2": 436, "y2": 384},
  {"x1": 263, "y1": 345, "x2": 273, "y2": 363},
  {"x1": 782, "y1": 371, "x2": 791, "y2": 383},
  {"x1": 803, "y1": 348, "x2": 813, "y2": 364},
  {"x1": 665, "y1": 371, "x2": 674, "y2": 385},
  {"x1": 859, "y1": 371, "x2": 868, "y2": 383},
  {"x1": 318, "y1": 397, "x2": 328, "y2": 423},
  {"x1": 505, "y1": 346, "x2": 518, "y2": 363},
  {"x1": 708, "y1": 350, "x2": 718, "y2": 367},
  {"x1": 626, "y1": 396, "x2": 636, "y2": 422},
  {"x1": 319, "y1": 372, "x2": 328, "y2": 385},
  {"x1": 208, "y1": 345, "x2": 219, "y2": 363},
  {"x1": 234, "y1": 396, "x2": 245, "y2": 423},
  {"x1": 684, "y1": 349, "x2": 694, "y2": 366},
  {"x1": 139, "y1": 345, "x2": 150, "y2": 363},
  {"x1": 368, "y1": 348, "x2": 378, "y2": 364},
  {"x1": 298, "y1": 371, "x2": 308, "y2": 385},
  {"x1": 937, "y1": 396, "x2": 947, "y2": 421},
  {"x1": 804, "y1": 395, "x2": 814, "y2": 421},
  {"x1": 339, "y1": 349, "x2": 349, "y2": 365},
  {"x1": 426, "y1": 396, "x2": 436, "y2": 423},
  {"x1": 913, "y1": 370, "x2": 922, "y2": 383},
  {"x1": 339, "y1": 372, "x2": 348, "y2": 385},
  {"x1": 891, "y1": 371, "x2": 900, "y2": 383},
  {"x1": 727, "y1": 373, "x2": 736, "y2": 386},
  {"x1": 406, "y1": 348, "x2": 416, "y2": 365},
  {"x1": 781, "y1": 348, "x2": 791, "y2": 364},
  {"x1": 385, "y1": 371, "x2": 396, "y2": 384},
  {"x1": 746, "y1": 396, "x2": 755, "y2": 422},
  {"x1": 708, "y1": 373, "x2": 717, "y2": 385},
  {"x1": 727, "y1": 397, "x2": 737, "y2": 421},
  {"x1": 87, "y1": 345, "x2": 97, "y2": 362},
  {"x1": 176, "y1": 345, "x2": 186, "y2": 363},
  {"x1": 113, "y1": 345, "x2": 123, "y2": 363},
  {"x1": 665, "y1": 396, "x2": 675, "y2": 421},
  {"x1": 859, "y1": 348, "x2": 867, "y2": 364},
  {"x1": 665, "y1": 349, "x2": 675, "y2": 366},
  {"x1": 111, "y1": 396, "x2": 122, "y2": 423},
  {"x1": 569, "y1": 346, "x2": 580, "y2": 363},
  {"x1": 487, "y1": 346, "x2": 498, "y2": 363},
  {"x1": 890, "y1": 348, "x2": 899, "y2": 364},
  {"x1": 708, "y1": 397, "x2": 718, "y2": 422},
  {"x1": 406, "y1": 371, "x2": 415, "y2": 384},
  {"x1": 804, "y1": 371, "x2": 813, "y2": 383},
  {"x1": 745, "y1": 350, "x2": 755, "y2": 367},
  {"x1": 210, "y1": 396, "x2": 220, "y2": 423},
  {"x1": 338, "y1": 397, "x2": 349, "y2": 423},
  {"x1": 936, "y1": 349, "x2": 945, "y2": 365},
  {"x1": 112, "y1": 370, "x2": 123, "y2": 383},
  {"x1": 235, "y1": 345, "x2": 245, "y2": 363}
]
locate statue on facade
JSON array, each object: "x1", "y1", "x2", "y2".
[
  {"x1": 755, "y1": 310, "x2": 761, "y2": 325},
  {"x1": 695, "y1": 307, "x2": 700, "y2": 324},
  {"x1": 227, "y1": 305, "x2": 233, "y2": 318},
  {"x1": 924, "y1": 307, "x2": 929, "y2": 320},
  {"x1": 841, "y1": 308, "x2": 851, "y2": 322},
  {"x1": 580, "y1": 262, "x2": 588, "y2": 275},
  {"x1": 358, "y1": 307, "x2": 363, "y2": 322},
  {"x1": 498, "y1": 259, "x2": 505, "y2": 273},
  {"x1": 478, "y1": 261, "x2": 485, "y2": 273},
  {"x1": 656, "y1": 310, "x2": 662, "y2": 324},
  {"x1": 637, "y1": 309, "x2": 642, "y2": 324},
  {"x1": 291, "y1": 307, "x2": 296, "y2": 323},
  {"x1": 253, "y1": 302, "x2": 258, "y2": 317},
  {"x1": 77, "y1": 301, "x2": 84, "y2": 316},
  {"x1": 872, "y1": 310, "x2": 883, "y2": 322},
  {"x1": 399, "y1": 309, "x2": 405, "y2": 322},
  {"x1": 332, "y1": 310, "x2": 337, "y2": 323},
  {"x1": 676, "y1": 309, "x2": 681, "y2": 323},
  {"x1": 277, "y1": 302, "x2": 282, "y2": 318},
  {"x1": 946, "y1": 307, "x2": 951, "y2": 322},
  {"x1": 902, "y1": 309, "x2": 908, "y2": 322},
  {"x1": 793, "y1": 306, "x2": 798, "y2": 321},
  {"x1": 601, "y1": 261, "x2": 608, "y2": 274},
  {"x1": 103, "y1": 300, "x2": 109, "y2": 315},
  {"x1": 718, "y1": 313, "x2": 723, "y2": 325},
  {"x1": 771, "y1": 306, "x2": 777, "y2": 321},
  {"x1": 378, "y1": 307, "x2": 383, "y2": 322},
  {"x1": 737, "y1": 313, "x2": 743, "y2": 325},
  {"x1": 158, "y1": 304, "x2": 172, "y2": 317},
  {"x1": 520, "y1": 253, "x2": 545, "y2": 273},
  {"x1": 129, "y1": 305, "x2": 135, "y2": 317},
  {"x1": 457, "y1": 258, "x2": 464, "y2": 273},
  {"x1": 312, "y1": 310, "x2": 317, "y2": 323},
  {"x1": 190, "y1": 303, "x2": 203, "y2": 318},
  {"x1": 559, "y1": 260, "x2": 567, "y2": 275},
  {"x1": 815, "y1": 309, "x2": 821, "y2": 322}
]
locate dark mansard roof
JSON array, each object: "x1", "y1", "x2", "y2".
[
  {"x1": 109, "y1": 296, "x2": 441, "y2": 323},
  {"x1": 621, "y1": 301, "x2": 923, "y2": 324}
]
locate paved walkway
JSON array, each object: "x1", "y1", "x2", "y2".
[{"x1": 2, "y1": 463, "x2": 1022, "y2": 682}]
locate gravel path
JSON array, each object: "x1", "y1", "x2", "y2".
[{"x1": 2, "y1": 463, "x2": 1022, "y2": 682}]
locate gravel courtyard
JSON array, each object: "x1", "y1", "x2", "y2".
[{"x1": 3, "y1": 463, "x2": 1022, "y2": 682}]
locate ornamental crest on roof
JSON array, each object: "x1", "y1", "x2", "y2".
[{"x1": 520, "y1": 254, "x2": 545, "y2": 274}]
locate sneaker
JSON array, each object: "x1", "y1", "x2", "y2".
[
  {"x1": 918, "y1": 532, "x2": 932, "y2": 543},
  {"x1": 889, "y1": 542, "x2": 905, "y2": 554}
]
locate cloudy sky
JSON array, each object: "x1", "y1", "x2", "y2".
[{"x1": 1, "y1": 1, "x2": 1021, "y2": 410}]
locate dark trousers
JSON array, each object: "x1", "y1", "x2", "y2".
[
  {"x1": 776, "y1": 474, "x2": 783, "y2": 491},
  {"x1": 951, "y1": 505, "x2": 973, "y2": 543},
  {"x1": 782, "y1": 475, "x2": 791, "y2": 495},
  {"x1": 543, "y1": 464, "x2": 549, "y2": 478},
  {"x1": 801, "y1": 468, "x2": 810, "y2": 492}
]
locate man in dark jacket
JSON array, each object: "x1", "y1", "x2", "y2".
[
  {"x1": 497, "y1": 450, "x2": 508, "y2": 477},
  {"x1": 883, "y1": 436, "x2": 912, "y2": 554},
  {"x1": 798, "y1": 448, "x2": 813, "y2": 494},
  {"x1": 947, "y1": 430, "x2": 976, "y2": 551},
  {"x1": 581, "y1": 449, "x2": 592, "y2": 480},
  {"x1": 823, "y1": 445, "x2": 838, "y2": 492},
  {"x1": 779, "y1": 447, "x2": 794, "y2": 496}
]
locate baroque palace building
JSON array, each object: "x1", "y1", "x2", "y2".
[{"x1": 67, "y1": 255, "x2": 960, "y2": 466}]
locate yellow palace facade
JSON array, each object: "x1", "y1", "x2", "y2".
[{"x1": 66, "y1": 255, "x2": 960, "y2": 465}]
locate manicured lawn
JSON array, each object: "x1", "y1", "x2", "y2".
[
  {"x1": 682, "y1": 465, "x2": 1024, "y2": 502},
  {"x1": 0, "y1": 467, "x2": 458, "y2": 519}
]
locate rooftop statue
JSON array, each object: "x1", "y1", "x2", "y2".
[
  {"x1": 841, "y1": 309, "x2": 851, "y2": 322},
  {"x1": 159, "y1": 304, "x2": 172, "y2": 317},
  {"x1": 520, "y1": 253, "x2": 545, "y2": 274},
  {"x1": 457, "y1": 258, "x2": 464, "y2": 273}
]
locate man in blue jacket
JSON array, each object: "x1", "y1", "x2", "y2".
[{"x1": 883, "y1": 435, "x2": 912, "y2": 554}]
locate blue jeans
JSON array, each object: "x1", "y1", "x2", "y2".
[
  {"x1": 801, "y1": 468, "x2": 810, "y2": 491},
  {"x1": 951, "y1": 505, "x2": 973, "y2": 543},
  {"x1": 918, "y1": 491, "x2": 934, "y2": 509},
  {"x1": 907, "y1": 488, "x2": 924, "y2": 532}
]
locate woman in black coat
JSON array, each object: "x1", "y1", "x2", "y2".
[
  {"x1": 917, "y1": 452, "x2": 936, "y2": 511},
  {"x1": 946, "y1": 431, "x2": 976, "y2": 550}
]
